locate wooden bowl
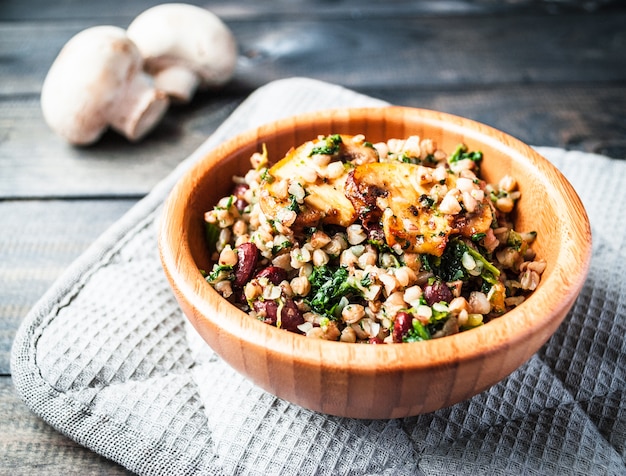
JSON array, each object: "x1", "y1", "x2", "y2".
[{"x1": 159, "y1": 107, "x2": 591, "y2": 419}]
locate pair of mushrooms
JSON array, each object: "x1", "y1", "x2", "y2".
[{"x1": 41, "y1": 3, "x2": 238, "y2": 145}]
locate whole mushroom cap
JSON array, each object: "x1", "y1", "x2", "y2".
[
  {"x1": 127, "y1": 3, "x2": 238, "y2": 102},
  {"x1": 41, "y1": 25, "x2": 169, "y2": 145}
]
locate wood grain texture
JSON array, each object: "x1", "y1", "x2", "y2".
[
  {"x1": 1, "y1": 7, "x2": 624, "y2": 201},
  {"x1": 0, "y1": 95, "x2": 241, "y2": 198},
  {"x1": 234, "y1": 12, "x2": 626, "y2": 88},
  {"x1": 159, "y1": 106, "x2": 591, "y2": 419},
  {"x1": 0, "y1": 199, "x2": 136, "y2": 374},
  {"x1": 0, "y1": 0, "x2": 618, "y2": 22},
  {"x1": 369, "y1": 83, "x2": 626, "y2": 159},
  {"x1": 0, "y1": 377, "x2": 131, "y2": 474},
  {"x1": 2, "y1": 9, "x2": 624, "y2": 96}
]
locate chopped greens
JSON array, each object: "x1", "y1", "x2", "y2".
[
  {"x1": 465, "y1": 246, "x2": 500, "y2": 284},
  {"x1": 431, "y1": 302, "x2": 450, "y2": 322},
  {"x1": 305, "y1": 265, "x2": 364, "y2": 319},
  {"x1": 287, "y1": 193, "x2": 301, "y2": 212},
  {"x1": 400, "y1": 153, "x2": 419, "y2": 164},
  {"x1": 448, "y1": 144, "x2": 483, "y2": 164},
  {"x1": 422, "y1": 238, "x2": 500, "y2": 285},
  {"x1": 260, "y1": 168, "x2": 274, "y2": 184},
  {"x1": 309, "y1": 134, "x2": 343, "y2": 156},
  {"x1": 403, "y1": 319, "x2": 430, "y2": 342},
  {"x1": 506, "y1": 230, "x2": 524, "y2": 251},
  {"x1": 419, "y1": 194, "x2": 435, "y2": 208},
  {"x1": 426, "y1": 239, "x2": 469, "y2": 281},
  {"x1": 205, "y1": 265, "x2": 234, "y2": 284},
  {"x1": 367, "y1": 237, "x2": 396, "y2": 257},
  {"x1": 471, "y1": 232, "x2": 486, "y2": 242},
  {"x1": 271, "y1": 240, "x2": 293, "y2": 255},
  {"x1": 205, "y1": 222, "x2": 220, "y2": 254}
]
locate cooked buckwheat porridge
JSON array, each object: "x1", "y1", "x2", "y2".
[{"x1": 203, "y1": 133, "x2": 545, "y2": 344}]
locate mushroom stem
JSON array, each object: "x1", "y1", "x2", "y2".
[
  {"x1": 153, "y1": 65, "x2": 201, "y2": 103},
  {"x1": 108, "y1": 71, "x2": 169, "y2": 141}
]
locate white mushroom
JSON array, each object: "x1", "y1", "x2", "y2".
[
  {"x1": 127, "y1": 3, "x2": 238, "y2": 103},
  {"x1": 41, "y1": 26, "x2": 169, "y2": 145}
]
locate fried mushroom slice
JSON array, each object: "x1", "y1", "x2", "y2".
[
  {"x1": 345, "y1": 162, "x2": 493, "y2": 257},
  {"x1": 259, "y1": 134, "x2": 374, "y2": 229}
]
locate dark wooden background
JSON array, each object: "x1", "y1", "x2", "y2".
[{"x1": 1, "y1": 0, "x2": 625, "y2": 473}]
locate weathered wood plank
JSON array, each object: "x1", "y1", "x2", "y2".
[
  {"x1": 0, "y1": 94, "x2": 242, "y2": 198},
  {"x1": 1, "y1": 10, "x2": 625, "y2": 95},
  {"x1": 0, "y1": 377, "x2": 132, "y2": 474},
  {"x1": 366, "y1": 83, "x2": 626, "y2": 160},
  {"x1": 0, "y1": 0, "x2": 615, "y2": 23},
  {"x1": 0, "y1": 199, "x2": 137, "y2": 374},
  {"x1": 234, "y1": 12, "x2": 626, "y2": 90},
  {"x1": 1, "y1": 82, "x2": 624, "y2": 199}
]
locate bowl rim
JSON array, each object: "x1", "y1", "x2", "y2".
[{"x1": 159, "y1": 105, "x2": 592, "y2": 376}]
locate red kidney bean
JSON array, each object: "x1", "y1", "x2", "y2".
[
  {"x1": 233, "y1": 242, "x2": 258, "y2": 287},
  {"x1": 279, "y1": 299, "x2": 304, "y2": 333},
  {"x1": 235, "y1": 198, "x2": 248, "y2": 212},
  {"x1": 252, "y1": 298, "x2": 303, "y2": 333},
  {"x1": 233, "y1": 288, "x2": 247, "y2": 305},
  {"x1": 392, "y1": 311, "x2": 412, "y2": 343},
  {"x1": 255, "y1": 266, "x2": 288, "y2": 285},
  {"x1": 232, "y1": 183, "x2": 249, "y2": 199},
  {"x1": 231, "y1": 184, "x2": 249, "y2": 211},
  {"x1": 369, "y1": 337, "x2": 385, "y2": 344},
  {"x1": 253, "y1": 300, "x2": 278, "y2": 325},
  {"x1": 423, "y1": 280, "x2": 453, "y2": 306}
]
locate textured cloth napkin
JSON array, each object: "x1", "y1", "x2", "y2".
[{"x1": 11, "y1": 78, "x2": 626, "y2": 475}]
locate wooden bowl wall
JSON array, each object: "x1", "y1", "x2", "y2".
[{"x1": 159, "y1": 107, "x2": 591, "y2": 419}]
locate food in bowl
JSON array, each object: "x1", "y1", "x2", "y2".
[
  {"x1": 203, "y1": 133, "x2": 545, "y2": 344},
  {"x1": 159, "y1": 106, "x2": 591, "y2": 418}
]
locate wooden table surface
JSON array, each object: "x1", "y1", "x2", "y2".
[{"x1": 1, "y1": 0, "x2": 625, "y2": 473}]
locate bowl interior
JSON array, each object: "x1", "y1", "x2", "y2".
[{"x1": 160, "y1": 106, "x2": 591, "y2": 418}]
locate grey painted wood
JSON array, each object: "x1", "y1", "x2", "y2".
[
  {"x1": 2, "y1": 10, "x2": 625, "y2": 95},
  {"x1": 0, "y1": 199, "x2": 136, "y2": 373},
  {"x1": 0, "y1": 0, "x2": 616, "y2": 22},
  {"x1": 371, "y1": 83, "x2": 626, "y2": 159},
  {"x1": 2, "y1": 9, "x2": 625, "y2": 198},
  {"x1": 0, "y1": 95, "x2": 241, "y2": 198},
  {"x1": 0, "y1": 200, "x2": 136, "y2": 472},
  {"x1": 0, "y1": 377, "x2": 132, "y2": 474}
]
